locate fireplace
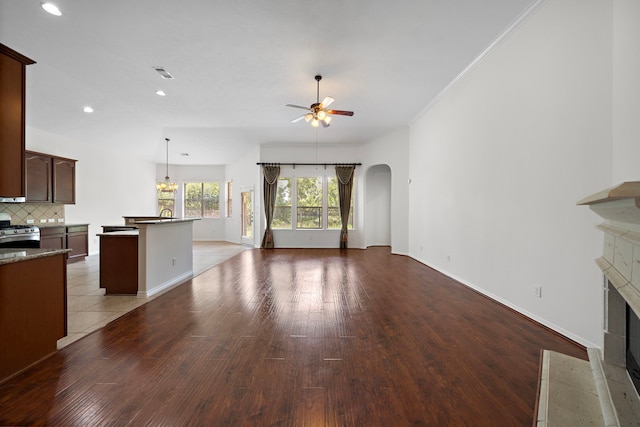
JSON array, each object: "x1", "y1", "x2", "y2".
[
  {"x1": 628, "y1": 303, "x2": 640, "y2": 394},
  {"x1": 576, "y1": 181, "x2": 640, "y2": 423}
]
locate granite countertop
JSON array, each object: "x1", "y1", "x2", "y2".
[
  {"x1": 35, "y1": 223, "x2": 89, "y2": 228},
  {"x1": 96, "y1": 230, "x2": 139, "y2": 237},
  {"x1": 134, "y1": 218, "x2": 200, "y2": 225},
  {"x1": 0, "y1": 248, "x2": 71, "y2": 266}
]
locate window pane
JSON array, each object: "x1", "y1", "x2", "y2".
[
  {"x1": 184, "y1": 182, "x2": 203, "y2": 218},
  {"x1": 296, "y1": 177, "x2": 322, "y2": 229},
  {"x1": 273, "y1": 177, "x2": 291, "y2": 229},
  {"x1": 202, "y1": 182, "x2": 220, "y2": 218}
]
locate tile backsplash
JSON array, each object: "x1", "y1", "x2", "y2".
[{"x1": 0, "y1": 203, "x2": 66, "y2": 225}]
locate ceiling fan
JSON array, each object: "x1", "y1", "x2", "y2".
[{"x1": 286, "y1": 75, "x2": 354, "y2": 128}]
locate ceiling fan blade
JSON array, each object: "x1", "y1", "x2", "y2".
[
  {"x1": 320, "y1": 96, "x2": 334, "y2": 108},
  {"x1": 326, "y1": 109, "x2": 354, "y2": 116},
  {"x1": 291, "y1": 115, "x2": 307, "y2": 123},
  {"x1": 286, "y1": 104, "x2": 310, "y2": 110}
]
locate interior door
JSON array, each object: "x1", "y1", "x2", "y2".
[{"x1": 241, "y1": 189, "x2": 254, "y2": 246}]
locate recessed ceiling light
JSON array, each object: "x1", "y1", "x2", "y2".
[
  {"x1": 155, "y1": 90, "x2": 166, "y2": 96},
  {"x1": 41, "y1": 2, "x2": 62, "y2": 16},
  {"x1": 83, "y1": 106, "x2": 94, "y2": 113}
]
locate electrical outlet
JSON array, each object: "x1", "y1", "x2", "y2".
[
  {"x1": 58, "y1": 218, "x2": 64, "y2": 222},
  {"x1": 47, "y1": 218, "x2": 55, "y2": 223},
  {"x1": 534, "y1": 286, "x2": 542, "y2": 298},
  {"x1": 40, "y1": 219, "x2": 47, "y2": 223},
  {"x1": 26, "y1": 219, "x2": 34, "y2": 224}
]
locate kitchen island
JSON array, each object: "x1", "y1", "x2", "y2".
[
  {"x1": 0, "y1": 248, "x2": 69, "y2": 382},
  {"x1": 98, "y1": 218, "x2": 198, "y2": 297}
]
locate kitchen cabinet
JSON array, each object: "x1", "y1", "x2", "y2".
[
  {"x1": 0, "y1": 43, "x2": 35, "y2": 201},
  {"x1": 25, "y1": 151, "x2": 77, "y2": 204},
  {"x1": 40, "y1": 224, "x2": 88, "y2": 263},
  {"x1": 99, "y1": 232, "x2": 139, "y2": 295},
  {"x1": 40, "y1": 226, "x2": 65, "y2": 250},
  {"x1": 0, "y1": 250, "x2": 67, "y2": 382},
  {"x1": 66, "y1": 225, "x2": 88, "y2": 262},
  {"x1": 25, "y1": 152, "x2": 52, "y2": 202}
]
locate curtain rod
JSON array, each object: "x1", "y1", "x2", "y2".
[{"x1": 257, "y1": 162, "x2": 361, "y2": 169}]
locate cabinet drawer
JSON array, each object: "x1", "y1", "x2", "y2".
[
  {"x1": 40, "y1": 226, "x2": 65, "y2": 237},
  {"x1": 66, "y1": 225, "x2": 88, "y2": 234}
]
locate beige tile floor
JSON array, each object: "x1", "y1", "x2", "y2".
[{"x1": 59, "y1": 241, "x2": 250, "y2": 348}]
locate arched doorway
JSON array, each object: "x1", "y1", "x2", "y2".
[{"x1": 365, "y1": 164, "x2": 391, "y2": 247}]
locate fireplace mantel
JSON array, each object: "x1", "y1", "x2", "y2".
[{"x1": 578, "y1": 181, "x2": 640, "y2": 228}]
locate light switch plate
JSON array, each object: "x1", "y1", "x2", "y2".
[
  {"x1": 47, "y1": 218, "x2": 55, "y2": 223},
  {"x1": 57, "y1": 218, "x2": 64, "y2": 222},
  {"x1": 26, "y1": 219, "x2": 34, "y2": 224},
  {"x1": 40, "y1": 219, "x2": 47, "y2": 223}
]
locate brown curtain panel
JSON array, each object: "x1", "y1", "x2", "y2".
[
  {"x1": 261, "y1": 165, "x2": 280, "y2": 249},
  {"x1": 335, "y1": 165, "x2": 355, "y2": 249}
]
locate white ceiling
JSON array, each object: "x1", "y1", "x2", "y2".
[{"x1": 0, "y1": 0, "x2": 535, "y2": 165}]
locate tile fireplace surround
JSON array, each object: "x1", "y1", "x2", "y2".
[{"x1": 558, "y1": 182, "x2": 640, "y2": 426}]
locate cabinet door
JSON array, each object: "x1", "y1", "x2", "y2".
[
  {"x1": 25, "y1": 152, "x2": 52, "y2": 202},
  {"x1": 40, "y1": 227, "x2": 66, "y2": 250},
  {"x1": 66, "y1": 225, "x2": 88, "y2": 262},
  {"x1": 53, "y1": 158, "x2": 75, "y2": 204},
  {"x1": 0, "y1": 49, "x2": 26, "y2": 198},
  {"x1": 40, "y1": 235, "x2": 65, "y2": 250}
]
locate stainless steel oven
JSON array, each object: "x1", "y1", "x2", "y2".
[{"x1": 0, "y1": 214, "x2": 40, "y2": 248}]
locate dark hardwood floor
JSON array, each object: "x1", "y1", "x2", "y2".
[{"x1": 0, "y1": 247, "x2": 586, "y2": 426}]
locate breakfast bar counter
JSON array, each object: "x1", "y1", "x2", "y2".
[{"x1": 97, "y1": 218, "x2": 198, "y2": 297}]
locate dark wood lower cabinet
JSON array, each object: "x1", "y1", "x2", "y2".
[
  {"x1": 66, "y1": 225, "x2": 88, "y2": 263},
  {"x1": 0, "y1": 253, "x2": 67, "y2": 382},
  {"x1": 39, "y1": 226, "x2": 65, "y2": 250},
  {"x1": 99, "y1": 234, "x2": 138, "y2": 295},
  {"x1": 39, "y1": 225, "x2": 88, "y2": 263}
]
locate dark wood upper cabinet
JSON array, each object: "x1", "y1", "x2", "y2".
[
  {"x1": 0, "y1": 43, "x2": 35, "y2": 201},
  {"x1": 25, "y1": 152, "x2": 52, "y2": 202},
  {"x1": 53, "y1": 157, "x2": 75, "y2": 204},
  {"x1": 25, "y1": 151, "x2": 77, "y2": 204}
]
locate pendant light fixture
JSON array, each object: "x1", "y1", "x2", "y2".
[{"x1": 156, "y1": 138, "x2": 178, "y2": 192}]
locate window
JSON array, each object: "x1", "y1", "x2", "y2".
[
  {"x1": 296, "y1": 177, "x2": 323, "y2": 229},
  {"x1": 273, "y1": 177, "x2": 292, "y2": 229},
  {"x1": 157, "y1": 189, "x2": 175, "y2": 215},
  {"x1": 184, "y1": 182, "x2": 220, "y2": 218},
  {"x1": 327, "y1": 177, "x2": 354, "y2": 229},
  {"x1": 225, "y1": 181, "x2": 232, "y2": 217}
]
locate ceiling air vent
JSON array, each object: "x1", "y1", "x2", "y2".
[{"x1": 152, "y1": 66, "x2": 174, "y2": 79}]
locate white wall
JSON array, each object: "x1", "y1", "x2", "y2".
[
  {"x1": 612, "y1": 0, "x2": 640, "y2": 182},
  {"x1": 26, "y1": 127, "x2": 156, "y2": 255},
  {"x1": 225, "y1": 145, "x2": 261, "y2": 245},
  {"x1": 359, "y1": 127, "x2": 410, "y2": 255},
  {"x1": 408, "y1": 0, "x2": 614, "y2": 347},
  {"x1": 365, "y1": 165, "x2": 391, "y2": 247}
]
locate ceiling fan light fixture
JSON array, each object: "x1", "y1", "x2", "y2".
[
  {"x1": 323, "y1": 116, "x2": 332, "y2": 126},
  {"x1": 311, "y1": 118, "x2": 320, "y2": 128},
  {"x1": 317, "y1": 110, "x2": 326, "y2": 121},
  {"x1": 304, "y1": 113, "x2": 313, "y2": 123}
]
